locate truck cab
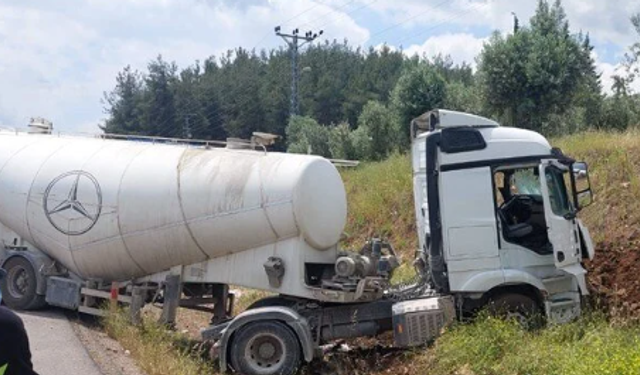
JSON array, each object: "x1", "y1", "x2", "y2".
[{"x1": 411, "y1": 109, "x2": 595, "y2": 323}]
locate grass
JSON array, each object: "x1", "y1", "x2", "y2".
[
  {"x1": 105, "y1": 307, "x2": 640, "y2": 375},
  {"x1": 422, "y1": 313, "x2": 640, "y2": 375},
  {"x1": 554, "y1": 130, "x2": 640, "y2": 244},
  {"x1": 102, "y1": 289, "x2": 272, "y2": 375},
  {"x1": 341, "y1": 153, "x2": 416, "y2": 257},
  {"x1": 104, "y1": 130, "x2": 640, "y2": 375},
  {"x1": 104, "y1": 308, "x2": 217, "y2": 375},
  {"x1": 340, "y1": 130, "x2": 640, "y2": 254}
]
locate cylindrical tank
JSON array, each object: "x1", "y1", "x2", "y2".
[{"x1": 0, "y1": 132, "x2": 347, "y2": 281}]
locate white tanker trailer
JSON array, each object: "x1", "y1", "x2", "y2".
[{"x1": 0, "y1": 110, "x2": 595, "y2": 375}]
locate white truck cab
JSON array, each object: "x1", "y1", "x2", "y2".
[{"x1": 411, "y1": 109, "x2": 595, "y2": 323}]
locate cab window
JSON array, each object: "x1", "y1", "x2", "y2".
[
  {"x1": 545, "y1": 167, "x2": 573, "y2": 217},
  {"x1": 493, "y1": 166, "x2": 551, "y2": 255}
]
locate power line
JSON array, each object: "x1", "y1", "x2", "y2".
[
  {"x1": 313, "y1": 0, "x2": 378, "y2": 31},
  {"x1": 367, "y1": 0, "x2": 451, "y2": 43},
  {"x1": 150, "y1": 1, "x2": 378, "y2": 134},
  {"x1": 295, "y1": 0, "x2": 357, "y2": 31},
  {"x1": 133, "y1": 0, "x2": 470, "y2": 139},
  {"x1": 391, "y1": 2, "x2": 483, "y2": 49}
]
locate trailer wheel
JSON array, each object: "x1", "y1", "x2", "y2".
[
  {"x1": 487, "y1": 293, "x2": 542, "y2": 329},
  {"x1": 230, "y1": 320, "x2": 301, "y2": 375},
  {"x1": 1, "y1": 257, "x2": 46, "y2": 310}
]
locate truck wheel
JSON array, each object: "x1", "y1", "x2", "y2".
[
  {"x1": 487, "y1": 293, "x2": 542, "y2": 328},
  {"x1": 1, "y1": 257, "x2": 46, "y2": 310},
  {"x1": 230, "y1": 321, "x2": 301, "y2": 375}
]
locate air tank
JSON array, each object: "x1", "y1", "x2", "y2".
[{"x1": 0, "y1": 132, "x2": 347, "y2": 281}]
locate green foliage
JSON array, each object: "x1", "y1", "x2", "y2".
[
  {"x1": 443, "y1": 80, "x2": 483, "y2": 115},
  {"x1": 103, "y1": 42, "x2": 407, "y2": 146},
  {"x1": 600, "y1": 95, "x2": 640, "y2": 130},
  {"x1": 354, "y1": 100, "x2": 397, "y2": 160},
  {"x1": 329, "y1": 122, "x2": 356, "y2": 160},
  {"x1": 350, "y1": 125, "x2": 372, "y2": 161},
  {"x1": 390, "y1": 64, "x2": 446, "y2": 147},
  {"x1": 285, "y1": 115, "x2": 331, "y2": 157},
  {"x1": 429, "y1": 314, "x2": 640, "y2": 375},
  {"x1": 102, "y1": 65, "x2": 143, "y2": 134},
  {"x1": 143, "y1": 56, "x2": 179, "y2": 137},
  {"x1": 477, "y1": 0, "x2": 600, "y2": 134},
  {"x1": 105, "y1": 308, "x2": 215, "y2": 375},
  {"x1": 102, "y1": 0, "x2": 640, "y2": 157},
  {"x1": 340, "y1": 153, "x2": 416, "y2": 253}
]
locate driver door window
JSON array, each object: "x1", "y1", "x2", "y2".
[{"x1": 494, "y1": 167, "x2": 552, "y2": 254}]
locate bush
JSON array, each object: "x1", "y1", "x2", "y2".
[
  {"x1": 285, "y1": 115, "x2": 331, "y2": 157},
  {"x1": 329, "y1": 122, "x2": 356, "y2": 160},
  {"x1": 355, "y1": 100, "x2": 397, "y2": 160}
]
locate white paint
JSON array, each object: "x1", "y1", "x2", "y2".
[
  {"x1": 0, "y1": 132, "x2": 346, "y2": 299},
  {"x1": 411, "y1": 109, "x2": 591, "y2": 322}
]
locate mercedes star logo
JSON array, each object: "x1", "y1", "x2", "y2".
[{"x1": 43, "y1": 171, "x2": 102, "y2": 235}]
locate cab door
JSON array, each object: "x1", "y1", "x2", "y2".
[{"x1": 539, "y1": 161, "x2": 587, "y2": 288}]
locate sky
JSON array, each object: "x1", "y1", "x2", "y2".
[{"x1": 1, "y1": 0, "x2": 639, "y2": 133}]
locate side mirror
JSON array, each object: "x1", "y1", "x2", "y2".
[
  {"x1": 577, "y1": 190, "x2": 593, "y2": 208},
  {"x1": 572, "y1": 162, "x2": 593, "y2": 208}
]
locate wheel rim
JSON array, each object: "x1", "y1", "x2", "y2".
[
  {"x1": 505, "y1": 311, "x2": 528, "y2": 326},
  {"x1": 7, "y1": 265, "x2": 29, "y2": 299},
  {"x1": 244, "y1": 332, "x2": 286, "y2": 374}
]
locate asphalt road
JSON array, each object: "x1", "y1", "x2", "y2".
[{"x1": 17, "y1": 309, "x2": 102, "y2": 375}]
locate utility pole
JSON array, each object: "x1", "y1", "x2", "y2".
[
  {"x1": 183, "y1": 114, "x2": 194, "y2": 139},
  {"x1": 275, "y1": 26, "x2": 323, "y2": 116}
]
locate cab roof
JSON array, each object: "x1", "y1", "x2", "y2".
[{"x1": 412, "y1": 110, "x2": 553, "y2": 166}]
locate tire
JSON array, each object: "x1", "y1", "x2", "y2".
[
  {"x1": 487, "y1": 293, "x2": 543, "y2": 329},
  {"x1": 1, "y1": 257, "x2": 46, "y2": 310},
  {"x1": 230, "y1": 321, "x2": 301, "y2": 375}
]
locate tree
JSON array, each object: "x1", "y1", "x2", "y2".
[
  {"x1": 299, "y1": 41, "x2": 362, "y2": 126},
  {"x1": 174, "y1": 63, "x2": 209, "y2": 139},
  {"x1": 572, "y1": 33, "x2": 603, "y2": 129},
  {"x1": 618, "y1": 13, "x2": 640, "y2": 91},
  {"x1": 102, "y1": 66, "x2": 143, "y2": 134},
  {"x1": 390, "y1": 65, "x2": 446, "y2": 147},
  {"x1": 477, "y1": 0, "x2": 600, "y2": 134},
  {"x1": 444, "y1": 81, "x2": 483, "y2": 115},
  {"x1": 217, "y1": 48, "x2": 266, "y2": 139},
  {"x1": 198, "y1": 57, "x2": 227, "y2": 140},
  {"x1": 142, "y1": 55, "x2": 178, "y2": 137},
  {"x1": 260, "y1": 49, "x2": 290, "y2": 143}
]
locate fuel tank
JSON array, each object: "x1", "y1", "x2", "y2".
[{"x1": 0, "y1": 132, "x2": 347, "y2": 280}]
